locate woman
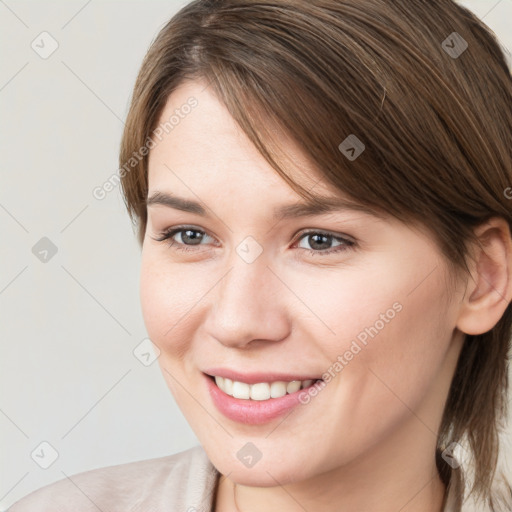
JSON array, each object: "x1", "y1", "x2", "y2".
[{"x1": 9, "y1": 0, "x2": 512, "y2": 511}]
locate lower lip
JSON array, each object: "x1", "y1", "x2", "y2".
[{"x1": 204, "y1": 373, "x2": 320, "y2": 425}]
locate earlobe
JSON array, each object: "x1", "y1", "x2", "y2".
[{"x1": 456, "y1": 217, "x2": 512, "y2": 336}]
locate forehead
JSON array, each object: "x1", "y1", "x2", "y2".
[
  {"x1": 148, "y1": 80, "x2": 333, "y2": 199},
  {"x1": 146, "y1": 80, "x2": 389, "y2": 228}
]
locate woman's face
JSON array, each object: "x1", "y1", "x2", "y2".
[{"x1": 140, "y1": 79, "x2": 466, "y2": 486}]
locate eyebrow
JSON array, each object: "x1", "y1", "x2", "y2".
[{"x1": 146, "y1": 191, "x2": 381, "y2": 221}]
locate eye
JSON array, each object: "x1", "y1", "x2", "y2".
[
  {"x1": 152, "y1": 226, "x2": 355, "y2": 256},
  {"x1": 151, "y1": 226, "x2": 214, "y2": 252},
  {"x1": 294, "y1": 230, "x2": 354, "y2": 256}
]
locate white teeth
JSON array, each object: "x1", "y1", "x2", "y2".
[
  {"x1": 213, "y1": 376, "x2": 317, "y2": 401},
  {"x1": 270, "y1": 381, "x2": 287, "y2": 398},
  {"x1": 250, "y1": 382, "x2": 271, "y2": 401},
  {"x1": 223, "y1": 377, "x2": 233, "y2": 395},
  {"x1": 232, "y1": 381, "x2": 250, "y2": 399},
  {"x1": 286, "y1": 381, "x2": 301, "y2": 394}
]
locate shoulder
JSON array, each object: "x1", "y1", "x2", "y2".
[{"x1": 8, "y1": 444, "x2": 218, "y2": 512}]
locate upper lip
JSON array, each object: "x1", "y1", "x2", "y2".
[{"x1": 203, "y1": 368, "x2": 322, "y2": 384}]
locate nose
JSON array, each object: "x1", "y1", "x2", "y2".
[{"x1": 204, "y1": 253, "x2": 291, "y2": 349}]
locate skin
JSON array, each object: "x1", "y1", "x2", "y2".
[{"x1": 140, "y1": 79, "x2": 512, "y2": 512}]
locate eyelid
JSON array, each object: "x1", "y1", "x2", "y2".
[
  {"x1": 293, "y1": 227, "x2": 355, "y2": 243},
  {"x1": 152, "y1": 225, "x2": 215, "y2": 244},
  {"x1": 152, "y1": 225, "x2": 357, "y2": 255},
  {"x1": 153, "y1": 226, "x2": 354, "y2": 243}
]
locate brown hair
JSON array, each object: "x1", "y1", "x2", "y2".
[{"x1": 119, "y1": 0, "x2": 512, "y2": 509}]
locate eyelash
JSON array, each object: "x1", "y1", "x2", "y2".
[{"x1": 151, "y1": 225, "x2": 355, "y2": 256}]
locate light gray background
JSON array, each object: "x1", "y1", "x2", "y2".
[{"x1": 1, "y1": 0, "x2": 511, "y2": 509}]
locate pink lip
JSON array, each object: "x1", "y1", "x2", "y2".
[
  {"x1": 203, "y1": 368, "x2": 321, "y2": 385},
  {"x1": 203, "y1": 373, "x2": 321, "y2": 425}
]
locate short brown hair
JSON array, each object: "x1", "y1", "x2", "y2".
[{"x1": 119, "y1": 1, "x2": 512, "y2": 509}]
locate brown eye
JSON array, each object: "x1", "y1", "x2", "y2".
[
  {"x1": 296, "y1": 231, "x2": 354, "y2": 255},
  {"x1": 153, "y1": 226, "x2": 214, "y2": 252},
  {"x1": 172, "y1": 229, "x2": 205, "y2": 245}
]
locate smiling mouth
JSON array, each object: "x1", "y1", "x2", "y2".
[{"x1": 207, "y1": 374, "x2": 322, "y2": 401}]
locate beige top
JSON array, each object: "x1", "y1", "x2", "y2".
[{"x1": 8, "y1": 444, "x2": 472, "y2": 512}]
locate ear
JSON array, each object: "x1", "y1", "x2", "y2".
[{"x1": 456, "y1": 217, "x2": 512, "y2": 335}]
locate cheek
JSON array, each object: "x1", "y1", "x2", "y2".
[
  {"x1": 139, "y1": 250, "x2": 201, "y2": 362},
  {"x1": 304, "y1": 250, "x2": 449, "y2": 368},
  {"x1": 139, "y1": 252, "x2": 210, "y2": 412},
  {"x1": 309, "y1": 249, "x2": 452, "y2": 368},
  {"x1": 314, "y1": 259, "x2": 455, "y2": 442}
]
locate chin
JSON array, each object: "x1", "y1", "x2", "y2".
[
  {"x1": 210, "y1": 450, "x2": 313, "y2": 486},
  {"x1": 226, "y1": 467, "x2": 300, "y2": 487}
]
